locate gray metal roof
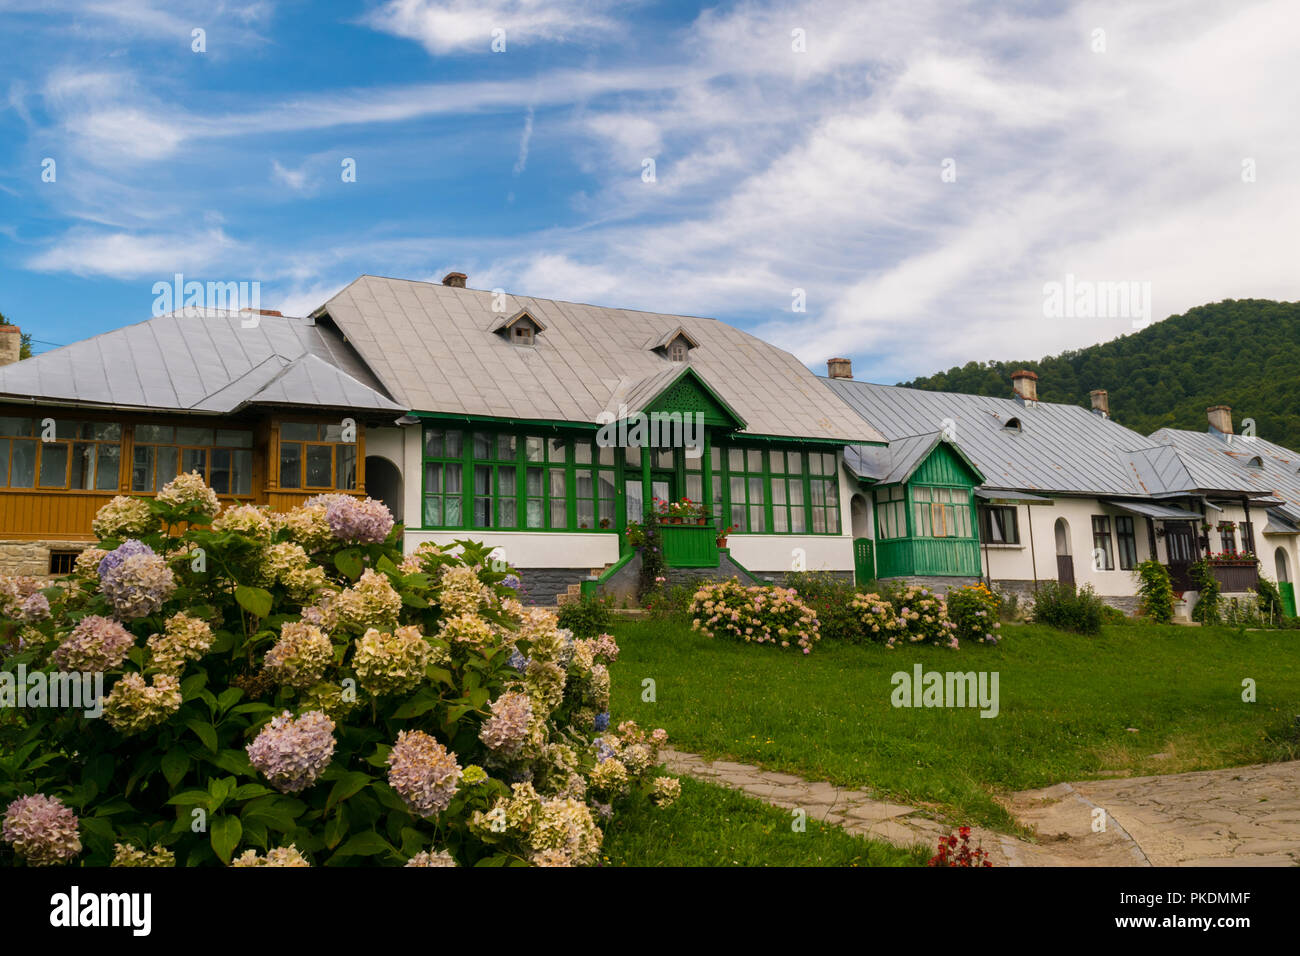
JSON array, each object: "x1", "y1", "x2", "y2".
[
  {"x1": 316, "y1": 275, "x2": 883, "y2": 444},
  {"x1": 1150, "y1": 428, "x2": 1300, "y2": 522},
  {"x1": 0, "y1": 310, "x2": 403, "y2": 415},
  {"x1": 826, "y1": 377, "x2": 1287, "y2": 507},
  {"x1": 844, "y1": 431, "x2": 983, "y2": 485},
  {"x1": 826, "y1": 378, "x2": 1163, "y2": 496}
]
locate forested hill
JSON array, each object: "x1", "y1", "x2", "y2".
[{"x1": 899, "y1": 299, "x2": 1300, "y2": 450}]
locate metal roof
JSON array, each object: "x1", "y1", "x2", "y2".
[
  {"x1": 1151, "y1": 428, "x2": 1300, "y2": 523},
  {"x1": 826, "y1": 379, "x2": 1162, "y2": 496},
  {"x1": 0, "y1": 310, "x2": 403, "y2": 415},
  {"x1": 844, "y1": 432, "x2": 983, "y2": 486},
  {"x1": 1102, "y1": 499, "x2": 1203, "y2": 520},
  {"x1": 316, "y1": 275, "x2": 884, "y2": 444}
]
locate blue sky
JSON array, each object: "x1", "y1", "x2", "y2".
[{"x1": 1, "y1": 0, "x2": 1297, "y2": 384}]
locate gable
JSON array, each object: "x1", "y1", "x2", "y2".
[
  {"x1": 911, "y1": 441, "x2": 982, "y2": 487},
  {"x1": 642, "y1": 367, "x2": 745, "y2": 429}
]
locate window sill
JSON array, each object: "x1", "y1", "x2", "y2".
[{"x1": 980, "y1": 543, "x2": 1025, "y2": 549}]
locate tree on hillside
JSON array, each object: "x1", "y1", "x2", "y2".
[{"x1": 0, "y1": 311, "x2": 33, "y2": 360}]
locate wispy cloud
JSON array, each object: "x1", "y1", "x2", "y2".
[{"x1": 363, "y1": 0, "x2": 626, "y2": 54}]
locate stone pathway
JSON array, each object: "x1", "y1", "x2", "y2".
[{"x1": 662, "y1": 748, "x2": 1300, "y2": 866}]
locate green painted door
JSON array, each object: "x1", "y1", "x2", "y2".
[
  {"x1": 1281, "y1": 582, "x2": 1297, "y2": 617},
  {"x1": 854, "y1": 538, "x2": 875, "y2": 586}
]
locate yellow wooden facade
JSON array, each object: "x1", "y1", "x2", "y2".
[{"x1": 0, "y1": 406, "x2": 366, "y2": 541}]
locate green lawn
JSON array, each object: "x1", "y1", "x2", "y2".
[
  {"x1": 602, "y1": 775, "x2": 926, "y2": 866},
  {"x1": 610, "y1": 618, "x2": 1300, "y2": 832}
]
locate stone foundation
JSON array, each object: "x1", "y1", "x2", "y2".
[
  {"x1": 514, "y1": 568, "x2": 593, "y2": 606},
  {"x1": 0, "y1": 540, "x2": 92, "y2": 579}
]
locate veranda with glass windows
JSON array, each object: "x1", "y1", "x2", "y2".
[{"x1": 417, "y1": 420, "x2": 843, "y2": 550}]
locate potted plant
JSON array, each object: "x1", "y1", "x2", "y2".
[{"x1": 716, "y1": 524, "x2": 737, "y2": 548}]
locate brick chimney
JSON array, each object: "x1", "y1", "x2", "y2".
[
  {"x1": 827, "y1": 357, "x2": 852, "y2": 380},
  {"x1": 0, "y1": 326, "x2": 21, "y2": 367},
  {"x1": 1011, "y1": 369, "x2": 1038, "y2": 402},
  {"x1": 1207, "y1": 404, "x2": 1233, "y2": 435},
  {"x1": 441, "y1": 272, "x2": 467, "y2": 288},
  {"x1": 1089, "y1": 389, "x2": 1109, "y2": 418}
]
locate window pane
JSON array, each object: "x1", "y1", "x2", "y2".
[
  {"x1": 747, "y1": 449, "x2": 762, "y2": 472},
  {"x1": 525, "y1": 436, "x2": 544, "y2": 462},
  {"x1": 444, "y1": 463, "x2": 462, "y2": 494},
  {"x1": 577, "y1": 498, "x2": 595, "y2": 529},
  {"x1": 280, "y1": 423, "x2": 317, "y2": 442},
  {"x1": 445, "y1": 496, "x2": 463, "y2": 526},
  {"x1": 549, "y1": 469, "x2": 566, "y2": 499},
  {"x1": 474, "y1": 465, "x2": 492, "y2": 496},
  {"x1": 157, "y1": 446, "x2": 179, "y2": 487},
  {"x1": 216, "y1": 429, "x2": 252, "y2": 448},
  {"x1": 624, "y1": 444, "x2": 641, "y2": 467},
  {"x1": 625, "y1": 479, "x2": 643, "y2": 523},
  {"x1": 652, "y1": 448, "x2": 673, "y2": 469},
  {"x1": 424, "y1": 429, "x2": 444, "y2": 457},
  {"x1": 597, "y1": 444, "x2": 615, "y2": 466},
  {"x1": 305, "y1": 445, "x2": 332, "y2": 486},
  {"x1": 0, "y1": 417, "x2": 34, "y2": 438},
  {"x1": 70, "y1": 442, "x2": 95, "y2": 490},
  {"x1": 96, "y1": 443, "x2": 120, "y2": 491},
  {"x1": 209, "y1": 448, "x2": 232, "y2": 494},
  {"x1": 498, "y1": 465, "x2": 516, "y2": 498},
  {"x1": 445, "y1": 430, "x2": 462, "y2": 457},
  {"x1": 423, "y1": 496, "x2": 442, "y2": 526},
  {"x1": 728, "y1": 448, "x2": 743, "y2": 471},
  {"x1": 526, "y1": 466, "x2": 543, "y2": 496},
  {"x1": 178, "y1": 427, "x2": 216, "y2": 445},
  {"x1": 473, "y1": 433, "x2": 492, "y2": 459},
  {"x1": 336, "y1": 444, "x2": 357, "y2": 490},
  {"x1": 577, "y1": 471, "x2": 594, "y2": 500},
  {"x1": 686, "y1": 474, "x2": 702, "y2": 501},
  {"x1": 548, "y1": 438, "x2": 567, "y2": 463},
  {"x1": 280, "y1": 444, "x2": 301, "y2": 488},
  {"x1": 526, "y1": 498, "x2": 544, "y2": 528},
  {"x1": 749, "y1": 505, "x2": 765, "y2": 532},
  {"x1": 232, "y1": 449, "x2": 252, "y2": 495},
  {"x1": 0, "y1": 440, "x2": 7, "y2": 487},
  {"x1": 39, "y1": 442, "x2": 69, "y2": 487},
  {"x1": 550, "y1": 497, "x2": 567, "y2": 529},
  {"x1": 497, "y1": 434, "x2": 516, "y2": 460},
  {"x1": 136, "y1": 424, "x2": 173, "y2": 443},
  {"x1": 574, "y1": 441, "x2": 592, "y2": 465},
  {"x1": 747, "y1": 476, "x2": 763, "y2": 504},
  {"x1": 182, "y1": 447, "x2": 207, "y2": 478},
  {"x1": 498, "y1": 496, "x2": 517, "y2": 527},
  {"x1": 425, "y1": 462, "x2": 442, "y2": 493},
  {"x1": 94, "y1": 423, "x2": 122, "y2": 441},
  {"x1": 773, "y1": 509, "x2": 788, "y2": 532},
  {"x1": 790, "y1": 507, "x2": 806, "y2": 533}
]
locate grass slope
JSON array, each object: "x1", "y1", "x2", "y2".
[
  {"x1": 601, "y1": 776, "x2": 925, "y2": 867},
  {"x1": 610, "y1": 619, "x2": 1300, "y2": 831}
]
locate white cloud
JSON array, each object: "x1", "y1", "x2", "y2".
[
  {"x1": 26, "y1": 228, "x2": 240, "y2": 278},
  {"x1": 363, "y1": 0, "x2": 624, "y2": 54}
]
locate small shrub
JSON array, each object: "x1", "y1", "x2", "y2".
[
  {"x1": 780, "y1": 571, "x2": 861, "y2": 643},
  {"x1": 1031, "y1": 581, "x2": 1105, "y2": 635},
  {"x1": 1252, "y1": 578, "x2": 1286, "y2": 623},
  {"x1": 556, "y1": 593, "x2": 615, "y2": 638},
  {"x1": 1190, "y1": 559, "x2": 1221, "y2": 625},
  {"x1": 1134, "y1": 559, "x2": 1174, "y2": 624},
  {"x1": 850, "y1": 591, "x2": 905, "y2": 645},
  {"x1": 945, "y1": 583, "x2": 1003, "y2": 645},
  {"x1": 689, "y1": 578, "x2": 819, "y2": 653},
  {"x1": 634, "y1": 515, "x2": 666, "y2": 602},
  {"x1": 886, "y1": 584, "x2": 960, "y2": 649},
  {"x1": 643, "y1": 583, "x2": 695, "y2": 621}
]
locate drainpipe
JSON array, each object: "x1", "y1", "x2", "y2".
[{"x1": 1027, "y1": 504, "x2": 1039, "y2": 590}]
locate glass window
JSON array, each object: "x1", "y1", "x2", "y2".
[
  {"x1": 0, "y1": 417, "x2": 124, "y2": 492},
  {"x1": 277, "y1": 422, "x2": 358, "y2": 493},
  {"x1": 979, "y1": 505, "x2": 1019, "y2": 544},
  {"x1": 1116, "y1": 516, "x2": 1137, "y2": 570},
  {"x1": 1091, "y1": 515, "x2": 1115, "y2": 570}
]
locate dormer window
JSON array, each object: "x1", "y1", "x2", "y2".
[
  {"x1": 1003, "y1": 417, "x2": 1022, "y2": 432},
  {"x1": 489, "y1": 308, "x2": 546, "y2": 346},
  {"x1": 1247, "y1": 455, "x2": 1263, "y2": 469},
  {"x1": 649, "y1": 326, "x2": 699, "y2": 362}
]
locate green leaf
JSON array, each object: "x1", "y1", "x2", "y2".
[
  {"x1": 323, "y1": 807, "x2": 349, "y2": 850},
  {"x1": 206, "y1": 749, "x2": 254, "y2": 777},
  {"x1": 186, "y1": 719, "x2": 218, "y2": 753},
  {"x1": 210, "y1": 815, "x2": 242, "y2": 865},
  {"x1": 326, "y1": 772, "x2": 372, "y2": 810},
  {"x1": 332, "y1": 830, "x2": 395, "y2": 858},
  {"x1": 166, "y1": 790, "x2": 212, "y2": 807},
  {"x1": 334, "y1": 549, "x2": 364, "y2": 581},
  {"x1": 391, "y1": 689, "x2": 439, "y2": 719},
  {"x1": 161, "y1": 748, "x2": 190, "y2": 787},
  {"x1": 232, "y1": 783, "x2": 273, "y2": 801},
  {"x1": 216, "y1": 687, "x2": 244, "y2": 713},
  {"x1": 235, "y1": 585, "x2": 273, "y2": 619},
  {"x1": 180, "y1": 672, "x2": 208, "y2": 700}
]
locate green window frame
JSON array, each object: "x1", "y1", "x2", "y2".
[
  {"x1": 710, "y1": 443, "x2": 840, "y2": 535},
  {"x1": 421, "y1": 425, "x2": 617, "y2": 532}
]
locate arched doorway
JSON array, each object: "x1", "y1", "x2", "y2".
[
  {"x1": 1275, "y1": 547, "x2": 1297, "y2": 617},
  {"x1": 850, "y1": 493, "x2": 870, "y2": 538},
  {"x1": 1054, "y1": 517, "x2": 1075, "y2": 585},
  {"x1": 365, "y1": 455, "x2": 403, "y2": 524}
]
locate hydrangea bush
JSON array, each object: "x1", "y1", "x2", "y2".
[
  {"x1": 689, "y1": 578, "x2": 820, "y2": 653},
  {"x1": 0, "y1": 474, "x2": 673, "y2": 867},
  {"x1": 851, "y1": 585, "x2": 960, "y2": 649},
  {"x1": 944, "y1": 583, "x2": 1002, "y2": 645}
]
